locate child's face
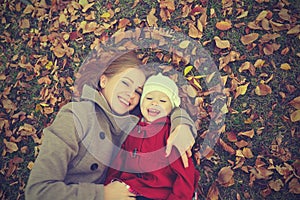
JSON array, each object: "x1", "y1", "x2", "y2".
[{"x1": 141, "y1": 91, "x2": 172, "y2": 123}]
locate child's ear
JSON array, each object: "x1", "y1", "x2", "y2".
[{"x1": 99, "y1": 75, "x2": 107, "y2": 88}]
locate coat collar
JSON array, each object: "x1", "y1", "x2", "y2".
[
  {"x1": 136, "y1": 117, "x2": 170, "y2": 137},
  {"x1": 80, "y1": 84, "x2": 139, "y2": 135}
]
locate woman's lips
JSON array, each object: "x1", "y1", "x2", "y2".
[{"x1": 119, "y1": 96, "x2": 130, "y2": 107}]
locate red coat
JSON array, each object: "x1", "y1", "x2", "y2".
[{"x1": 105, "y1": 117, "x2": 199, "y2": 200}]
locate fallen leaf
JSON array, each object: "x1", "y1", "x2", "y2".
[
  {"x1": 280, "y1": 63, "x2": 291, "y2": 70},
  {"x1": 287, "y1": 25, "x2": 300, "y2": 35},
  {"x1": 238, "y1": 129, "x2": 255, "y2": 138},
  {"x1": 269, "y1": 179, "x2": 284, "y2": 191},
  {"x1": 235, "y1": 83, "x2": 250, "y2": 99},
  {"x1": 242, "y1": 147, "x2": 254, "y2": 158},
  {"x1": 147, "y1": 8, "x2": 158, "y2": 27},
  {"x1": 214, "y1": 36, "x2": 230, "y2": 49},
  {"x1": 289, "y1": 178, "x2": 300, "y2": 194},
  {"x1": 217, "y1": 166, "x2": 235, "y2": 187},
  {"x1": 237, "y1": 10, "x2": 248, "y2": 19},
  {"x1": 219, "y1": 138, "x2": 236, "y2": 155},
  {"x1": 239, "y1": 62, "x2": 255, "y2": 76},
  {"x1": 4, "y1": 139, "x2": 18, "y2": 153},
  {"x1": 290, "y1": 110, "x2": 300, "y2": 122},
  {"x1": 255, "y1": 83, "x2": 272, "y2": 96},
  {"x1": 216, "y1": 20, "x2": 232, "y2": 31},
  {"x1": 188, "y1": 23, "x2": 202, "y2": 38},
  {"x1": 256, "y1": 10, "x2": 268, "y2": 22},
  {"x1": 254, "y1": 59, "x2": 265, "y2": 68},
  {"x1": 179, "y1": 40, "x2": 191, "y2": 49},
  {"x1": 207, "y1": 182, "x2": 219, "y2": 200},
  {"x1": 240, "y1": 33, "x2": 259, "y2": 45},
  {"x1": 289, "y1": 96, "x2": 300, "y2": 109}
]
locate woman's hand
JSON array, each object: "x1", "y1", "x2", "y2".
[
  {"x1": 104, "y1": 181, "x2": 135, "y2": 200},
  {"x1": 166, "y1": 124, "x2": 195, "y2": 168}
]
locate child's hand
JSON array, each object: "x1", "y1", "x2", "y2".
[
  {"x1": 104, "y1": 181, "x2": 135, "y2": 200},
  {"x1": 166, "y1": 124, "x2": 195, "y2": 168}
]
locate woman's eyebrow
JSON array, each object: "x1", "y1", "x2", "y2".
[{"x1": 123, "y1": 77, "x2": 134, "y2": 83}]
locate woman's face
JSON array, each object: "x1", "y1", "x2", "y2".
[
  {"x1": 141, "y1": 91, "x2": 172, "y2": 123},
  {"x1": 100, "y1": 68, "x2": 146, "y2": 115}
]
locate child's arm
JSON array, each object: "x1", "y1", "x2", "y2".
[{"x1": 168, "y1": 107, "x2": 197, "y2": 168}]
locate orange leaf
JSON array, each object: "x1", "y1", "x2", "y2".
[
  {"x1": 219, "y1": 138, "x2": 236, "y2": 155},
  {"x1": 226, "y1": 132, "x2": 237, "y2": 142},
  {"x1": 255, "y1": 83, "x2": 272, "y2": 96},
  {"x1": 235, "y1": 140, "x2": 249, "y2": 148},
  {"x1": 118, "y1": 18, "x2": 131, "y2": 29},
  {"x1": 239, "y1": 62, "x2": 255, "y2": 76},
  {"x1": 214, "y1": 36, "x2": 230, "y2": 49},
  {"x1": 216, "y1": 20, "x2": 232, "y2": 31},
  {"x1": 238, "y1": 129, "x2": 255, "y2": 138},
  {"x1": 240, "y1": 33, "x2": 259, "y2": 45},
  {"x1": 217, "y1": 166, "x2": 235, "y2": 187}
]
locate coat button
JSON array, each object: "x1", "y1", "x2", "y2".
[
  {"x1": 99, "y1": 132, "x2": 105, "y2": 140},
  {"x1": 90, "y1": 163, "x2": 98, "y2": 171}
]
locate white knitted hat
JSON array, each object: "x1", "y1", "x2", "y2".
[{"x1": 140, "y1": 73, "x2": 180, "y2": 108}]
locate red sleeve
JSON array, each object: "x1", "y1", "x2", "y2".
[{"x1": 166, "y1": 148, "x2": 197, "y2": 200}]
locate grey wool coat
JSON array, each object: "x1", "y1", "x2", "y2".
[{"x1": 25, "y1": 84, "x2": 196, "y2": 200}]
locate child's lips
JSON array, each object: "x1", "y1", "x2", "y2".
[{"x1": 148, "y1": 108, "x2": 160, "y2": 116}]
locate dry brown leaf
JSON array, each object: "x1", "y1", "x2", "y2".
[
  {"x1": 289, "y1": 96, "x2": 300, "y2": 109},
  {"x1": 278, "y1": 8, "x2": 291, "y2": 21},
  {"x1": 254, "y1": 59, "x2": 265, "y2": 68},
  {"x1": 270, "y1": 20, "x2": 289, "y2": 31},
  {"x1": 238, "y1": 129, "x2": 255, "y2": 138},
  {"x1": 239, "y1": 62, "x2": 255, "y2": 76},
  {"x1": 255, "y1": 83, "x2": 272, "y2": 96},
  {"x1": 235, "y1": 140, "x2": 249, "y2": 148},
  {"x1": 219, "y1": 138, "x2": 236, "y2": 155},
  {"x1": 269, "y1": 179, "x2": 284, "y2": 192},
  {"x1": 242, "y1": 147, "x2": 254, "y2": 158},
  {"x1": 240, "y1": 33, "x2": 259, "y2": 45},
  {"x1": 216, "y1": 20, "x2": 232, "y2": 31},
  {"x1": 217, "y1": 166, "x2": 235, "y2": 187},
  {"x1": 261, "y1": 18, "x2": 271, "y2": 30},
  {"x1": 226, "y1": 132, "x2": 237, "y2": 142},
  {"x1": 207, "y1": 182, "x2": 219, "y2": 200},
  {"x1": 4, "y1": 139, "x2": 18, "y2": 153},
  {"x1": 214, "y1": 36, "x2": 230, "y2": 49},
  {"x1": 289, "y1": 178, "x2": 300, "y2": 194}
]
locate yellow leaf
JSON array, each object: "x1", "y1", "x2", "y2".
[
  {"x1": 237, "y1": 10, "x2": 248, "y2": 19},
  {"x1": 183, "y1": 65, "x2": 193, "y2": 76},
  {"x1": 27, "y1": 161, "x2": 34, "y2": 170},
  {"x1": 280, "y1": 63, "x2": 291, "y2": 70},
  {"x1": 235, "y1": 83, "x2": 250, "y2": 99},
  {"x1": 269, "y1": 179, "x2": 284, "y2": 192},
  {"x1": 240, "y1": 33, "x2": 259, "y2": 45},
  {"x1": 147, "y1": 8, "x2": 158, "y2": 27},
  {"x1": 101, "y1": 12, "x2": 111, "y2": 19},
  {"x1": 79, "y1": 0, "x2": 89, "y2": 7},
  {"x1": 287, "y1": 25, "x2": 300, "y2": 34},
  {"x1": 214, "y1": 36, "x2": 230, "y2": 49},
  {"x1": 59, "y1": 13, "x2": 68, "y2": 24},
  {"x1": 45, "y1": 61, "x2": 53, "y2": 70},
  {"x1": 4, "y1": 139, "x2": 18, "y2": 153},
  {"x1": 179, "y1": 40, "x2": 190, "y2": 49},
  {"x1": 188, "y1": 23, "x2": 202, "y2": 39},
  {"x1": 193, "y1": 78, "x2": 202, "y2": 90},
  {"x1": 256, "y1": 10, "x2": 268, "y2": 22},
  {"x1": 291, "y1": 110, "x2": 300, "y2": 122},
  {"x1": 242, "y1": 147, "x2": 254, "y2": 158},
  {"x1": 254, "y1": 59, "x2": 265, "y2": 68}
]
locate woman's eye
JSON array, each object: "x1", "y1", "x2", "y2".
[
  {"x1": 135, "y1": 89, "x2": 142, "y2": 96},
  {"x1": 122, "y1": 81, "x2": 130, "y2": 87}
]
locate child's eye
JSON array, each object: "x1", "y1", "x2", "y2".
[
  {"x1": 160, "y1": 100, "x2": 167, "y2": 103},
  {"x1": 146, "y1": 97, "x2": 153, "y2": 100}
]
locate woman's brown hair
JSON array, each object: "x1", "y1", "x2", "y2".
[{"x1": 74, "y1": 50, "x2": 142, "y2": 98}]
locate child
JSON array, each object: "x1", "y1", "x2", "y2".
[{"x1": 105, "y1": 73, "x2": 199, "y2": 200}]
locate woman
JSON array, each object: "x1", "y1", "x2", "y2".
[{"x1": 25, "y1": 50, "x2": 196, "y2": 200}]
